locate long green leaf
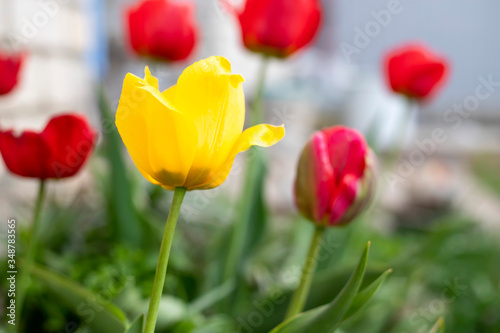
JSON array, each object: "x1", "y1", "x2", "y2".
[
  {"x1": 430, "y1": 317, "x2": 445, "y2": 333},
  {"x1": 30, "y1": 264, "x2": 129, "y2": 333},
  {"x1": 125, "y1": 314, "x2": 144, "y2": 333},
  {"x1": 243, "y1": 150, "x2": 268, "y2": 260},
  {"x1": 342, "y1": 268, "x2": 392, "y2": 320},
  {"x1": 270, "y1": 242, "x2": 371, "y2": 333},
  {"x1": 98, "y1": 87, "x2": 142, "y2": 246}
]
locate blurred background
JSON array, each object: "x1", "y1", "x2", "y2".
[{"x1": 1, "y1": 0, "x2": 500, "y2": 332}]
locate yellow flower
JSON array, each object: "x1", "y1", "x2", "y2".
[{"x1": 116, "y1": 56, "x2": 285, "y2": 191}]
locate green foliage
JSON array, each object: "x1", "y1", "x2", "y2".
[
  {"x1": 3, "y1": 137, "x2": 500, "y2": 333},
  {"x1": 270, "y1": 243, "x2": 391, "y2": 333},
  {"x1": 126, "y1": 315, "x2": 145, "y2": 333},
  {"x1": 30, "y1": 264, "x2": 129, "y2": 333},
  {"x1": 430, "y1": 318, "x2": 445, "y2": 333}
]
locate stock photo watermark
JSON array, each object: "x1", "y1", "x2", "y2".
[
  {"x1": 384, "y1": 74, "x2": 500, "y2": 191},
  {"x1": 234, "y1": 235, "x2": 340, "y2": 333},
  {"x1": 340, "y1": 0, "x2": 405, "y2": 63},
  {"x1": 6, "y1": 218, "x2": 17, "y2": 326},
  {"x1": 405, "y1": 277, "x2": 467, "y2": 333},
  {"x1": 6, "y1": 0, "x2": 71, "y2": 50}
]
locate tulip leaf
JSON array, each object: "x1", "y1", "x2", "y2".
[
  {"x1": 125, "y1": 314, "x2": 144, "y2": 333},
  {"x1": 342, "y1": 268, "x2": 392, "y2": 320},
  {"x1": 430, "y1": 317, "x2": 445, "y2": 333},
  {"x1": 243, "y1": 150, "x2": 268, "y2": 259},
  {"x1": 30, "y1": 264, "x2": 129, "y2": 333},
  {"x1": 222, "y1": 149, "x2": 267, "y2": 288},
  {"x1": 98, "y1": 87, "x2": 142, "y2": 246},
  {"x1": 270, "y1": 242, "x2": 370, "y2": 333}
]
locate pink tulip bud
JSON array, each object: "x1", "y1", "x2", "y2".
[{"x1": 294, "y1": 126, "x2": 376, "y2": 227}]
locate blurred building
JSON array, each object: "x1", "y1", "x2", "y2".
[{"x1": 0, "y1": 0, "x2": 102, "y2": 215}]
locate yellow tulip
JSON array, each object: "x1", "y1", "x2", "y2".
[{"x1": 116, "y1": 56, "x2": 285, "y2": 191}]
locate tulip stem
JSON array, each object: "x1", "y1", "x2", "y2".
[
  {"x1": 15, "y1": 180, "x2": 46, "y2": 332},
  {"x1": 144, "y1": 187, "x2": 187, "y2": 333},
  {"x1": 285, "y1": 225, "x2": 325, "y2": 320},
  {"x1": 251, "y1": 56, "x2": 270, "y2": 126}
]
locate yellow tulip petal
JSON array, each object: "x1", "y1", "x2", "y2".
[
  {"x1": 146, "y1": 93, "x2": 198, "y2": 187},
  {"x1": 144, "y1": 66, "x2": 159, "y2": 89},
  {"x1": 192, "y1": 124, "x2": 285, "y2": 190},
  {"x1": 171, "y1": 56, "x2": 246, "y2": 187},
  {"x1": 116, "y1": 68, "x2": 198, "y2": 187},
  {"x1": 163, "y1": 84, "x2": 176, "y2": 101},
  {"x1": 116, "y1": 72, "x2": 156, "y2": 182},
  {"x1": 116, "y1": 58, "x2": 286, "y2": 192},
  {"x1": 232, "y1": 124, "x2": 286, "y2": 153}
]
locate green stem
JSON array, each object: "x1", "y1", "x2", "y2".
[
  {"x1": 399, "y1": 97, "x2": 419, "y2": 154},
  {"x1": 222, "y1": 56, "x2": 270, "y2": 283},
  {"x1": 285, "y1": 225, "x2": 325, "y2": 320},
  {"x1": 15, "y1": 180, "x2": 46, "y2": 332},
  {"x1": 143, "y1": 187, "x2": 187, "y2": 333},
  {"x1": 251, "y1": 56, "x2": 270, "y2": 126}
]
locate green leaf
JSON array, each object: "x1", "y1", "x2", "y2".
[
  {"x1": 125, "y1": 314, "x2": 144, "y2": 333},
  {"x1": 98, "y1": 86, "x2": 142, "y2": 246},
  {"x1": 221, "y1": 148, "x2": 268, "y2": 311},
  {"x1": 270, "y1": 242, "x2": 371, "y2": 333},
  {"x1": 342, "y1": 268, "x2": 392, "y2": 320},
  {"x1": 189, "y1": 279, "x2": 236, "y2": 314},
  {"x1": 30, "y1": 264, "x2": 129, "y2": 333},
  {"x1": 242, "y1": 149, "x2": 268, "y2": 260},
  {"x1": 224, "y1": 148, "x2": 268, "y2": 281},
  {"x1": 430, "y1": 317, "x2": 445, "y2": 333}
]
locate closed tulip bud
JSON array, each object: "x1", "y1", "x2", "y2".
[
  {"x1": 385, "y1": 43, "x2": 449, "y2": 100},
  {"x1": 294, "y1": 126, "x2": 376, "y2": 226},
  {"x1": 0, "y1": 49, "x2": 24, "y2": 96},
  {"x1": 227, "y1": 0, "x2": 322, "y2": 58},
  {"x1": 125, "y1": 0, "x2": 198, "y2": 62},
  {"x1": 0, "y1": 114, "x2": 97, "y2": 179}
]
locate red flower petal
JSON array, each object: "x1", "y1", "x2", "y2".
[
  {"x1": 294, "y1": 126, "x2": 375, "y2": 227},
  {"x1": 322, "y1": 126, "x2": 367, "y2": 181},
  {"x1": 310, "y1": 131, "x2": 336, "y2": 222},
  {"x1": 0, "y1": 114, "x2": 97, "y2": 179},
  {"x1": 328, "y1": 174, "x2": 358, "y2": 226},
  {"x1": 41, "y1": 114, "x2": 97, "y2": 178},
  {"x1": 238, "y1": 0, "x2": 322, "y2": 57},
  {"x1": 0, "y1": 130, "x2": 50, "y2": 178},
  {"x1": 385, "y1": 43, "x2": 449, "y2": 99},
  {"x1": 126, "y1": 0, "x2": 198, "y2": 62},
  {"x1": 0, "y1": 51, "x2": 24, "y2": 96}
]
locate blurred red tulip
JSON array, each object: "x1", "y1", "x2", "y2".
[
  {"x1": 230, "y1": 0, "x2": 322, "y2": 58},
  {"x1": 385, "y1": 43, "x2": 449, "y2": 100},
  {"x1": 294, "y1": 126, "x2": 376, "y2": 227},
  {"x1": 126, "y1": 0, "x2": 198, "y2": 62},
  {"x1": 0, "y1": 114, "x2": 97, "y2": 179},
  {"x1": 0, "y1": 50, "x2": 24, "y2": 96}
]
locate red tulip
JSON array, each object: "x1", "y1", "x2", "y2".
[
  {"x1": 0, "y1": 50, "x2": 24, "y2": 96},
  {"x1": 0, "y1": 114, "x2": 97, "y2": 179},
  {"x1": 126, "y1": 0, "x2": 198, "y2": 62},
  {"x1": 229, "y1": 0, "x2": 322, "y2": 58},
  {"x1": 294, "y1": 126, "x2": 376, "y2": 227},
  {"x1": 385, "y1": 43, "x2": 449, "y2": 100}
]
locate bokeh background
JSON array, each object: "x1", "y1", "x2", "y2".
[{"x1": 1, "y1": 0, "x2": 500, "y2": 332}]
